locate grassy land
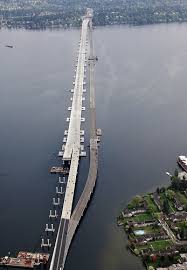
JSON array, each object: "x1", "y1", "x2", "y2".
[
  {"x1": 150, "y1": 240, "x2": 172, "y2": 251},
  {"x1": 125, "y1": 212, "x2": 154, "y2": 223},
  {"x1": 176, "y1": 192, "x2": 187, "y2": 206},
  {"x1": 144, "y1": 194, "x2": 159, "y2": 213},
  {"x1": 167, "y1": 199, "x2": 176, "y2": 213},
  {"x1": 136, "y1": 240, "x2": 172, "y2": 253},
  {"x1": 159, "y1": 192, "x2": 176, "y2": 214}
]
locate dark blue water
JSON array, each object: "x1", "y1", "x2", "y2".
[{"x1": 1, "y1": 23, "x2": 187, "y2": 270}]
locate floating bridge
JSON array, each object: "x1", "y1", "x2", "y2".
[{"x1": 49, "y1": 8, "x2": 99, "y2": 270}]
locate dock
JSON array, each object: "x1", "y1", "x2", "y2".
[
  {"x1": 0, "y1": 251, "x2": 50, "y2": 269},
  {"x1": 50, "y1": 167, "x2": 69, "y2": 174}
]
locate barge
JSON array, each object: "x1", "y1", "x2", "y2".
[
  {"x1": 50, "y1": 167, "x2": 69, "y2": 174},
  {"x1": 0, "y1": 251, "x2": 49, "y2": 269}
]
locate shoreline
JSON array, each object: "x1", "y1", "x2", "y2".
[{"x1": 118, "y1": 168, "x2": 187, "y2": 270}]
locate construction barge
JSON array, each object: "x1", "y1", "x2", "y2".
[
  {"x1": 0, "y1": 251, "x2": 49, "y2": 269},
  {"x1": 50, "y1": 167, "x2": 69, "y2": 174}
]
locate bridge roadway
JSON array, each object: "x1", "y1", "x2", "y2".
[
  {"x1": 63, "y1": 16, "x2": 88, "y2": 162},
  {"x1": 62, "y1": 15, "x2": 89, "y2": 221},
  {"x1": 49, "y1": 14, "x2": 89, "y2": 270},
  {"x1": 49, "y1": 9, "x2": 98, "y2": 270},
  {"x1": 61, "y1": 19, "x2": 98, "y2": 267}
]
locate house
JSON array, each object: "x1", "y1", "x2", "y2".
[
  {"x1": 133, "y1": 220, "x2": 157, "y2": 228},
  {"x1": 123, "y1": 208, "x2": 147, "y2": 218},
  {"x1": 168, "y1": 211, "x2": 187, "y2": 222},
  {"x1": 157, "y1": 261, "x2": 187, "y2": 269},
  {"x1": 173, "y1": 198, "x2": 184, "y2": 211}
]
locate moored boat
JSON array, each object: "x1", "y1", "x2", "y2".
[{"x1": 177, "y1": 155, "x2": 187, "y2": 172}]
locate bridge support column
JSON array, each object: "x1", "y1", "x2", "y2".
[
  {"x1": 53, "y1": 197, "x2": 60, "y2": 206},
  {"x1": 59, "y1": 176, "x2": 66, "y2": 184},
  {"x1": 49, "y1": 210, "x2": 58, "y2": 219},
  {"x1": 56, "y1": 186, "x2": 64, "y2": 195},
  {"x1": 41, "y1": 238, "x2": 51, "y2": 248},
  {"x1": 45, "y1": 223, "x2": 55, "y2": 233}
]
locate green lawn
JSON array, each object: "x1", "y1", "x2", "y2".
[
  {"x1": 167, "y1": 198, "x2": 176, "y2": 213},
  {"x1": 134, "y1": 213, "x2": 154, "y2": 222},
  {"x1": 144, "y1": 194, "x2": 159, "y2": 213},
  {"x1": 159, "y1": 192, "x2": 175, "y2": 213},
  {"x1": 125, "y1": 212, "x2": 154, "y2": 223},
  {"x1": 136, "y1": 240, "x2": 172, "y2": 253},
  {"x1": 176, "y1": 192, "x2": 187, "y2": 206},
  {"x1": 149, "y1": 240, "x2": 172, "y2": 251},
  {"x1": 176, "y1": 221, "x2": 187, "y2": 231},
  {"x1": 154, "y1": 212, "x2": 162, "y2": 219}
]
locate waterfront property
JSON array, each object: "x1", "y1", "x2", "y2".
[{"x1": 118, "y1": 166, "x2": 187, "y2": 269}]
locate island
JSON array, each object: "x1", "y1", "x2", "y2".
[{"x1": 118, "y1": 168, "x2": 187, "y2": 270}]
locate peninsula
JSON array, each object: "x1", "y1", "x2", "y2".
[{"x1": 118, "y1": 160, "x2": 187, "y2": 270}]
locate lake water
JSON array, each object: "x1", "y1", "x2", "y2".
[{"x1": 1, "y1": 22, "x2": 187, "y2": 270}]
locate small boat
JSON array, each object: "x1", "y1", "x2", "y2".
[
  {"x1": 166, "y1": 172, "x2": 172, "y2": 177},
  {"x1": 5, "y1": 45, "x2": 13, "y2": 48}
]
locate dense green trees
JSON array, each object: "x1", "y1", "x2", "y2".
[{"x1": 2, "y1": 0, "x2": 187, "y2": 29}]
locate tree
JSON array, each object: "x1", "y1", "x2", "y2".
[
  {"x1": 166, "y1": 189, "x2": 175, "y2": 200},
  {"x1": 160, "y1": 187, "x2": 166, "y2": 193},
  {"x1": 163, "y1": 199, "x2": 170, "y2": 215},
  {"x1": 171, "y1": 178, "x2": 181, "y2": 191},
  {"x1": 174, "y1": 168, "x2": 179, "y2": 177},
  {"x1": 128, "y1": 195, "x2": 143, "y2": 208}
]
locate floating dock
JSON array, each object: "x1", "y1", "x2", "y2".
[
  {"x1": 0, "y1": 251, "x2": 50, "y2": 269},
  {"x1": 50, "y1": 167, "x2": 69, "y2": 174}
]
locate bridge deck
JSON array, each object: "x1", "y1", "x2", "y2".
[
  {"x1": 62, "y1": 148, "x2": 79, "y2": 219},
  {"x1": 49, "y1": 14, "x2": 90, "y2": 270},
  {"x1": 61, "y1": 16, "x2": 98, "y2": 268},
  {"x1": 61, "y1": 17, "x2": 89, "y2": 220},
  {"x1": 63, "y1": 18, "x2": 89, "y2": 161}
]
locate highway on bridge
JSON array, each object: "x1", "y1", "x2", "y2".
[
  {"x1": 49, "y1": 8, "x2": 99, "y2": 270},
  {"x1": 61, "y1": 17, "x2": 98, "y2": 268}
]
